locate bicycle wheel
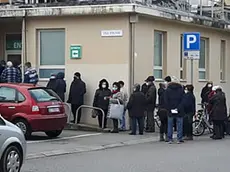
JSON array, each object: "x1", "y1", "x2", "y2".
[{"x1": 192, "y1": 120, "x2": 205, "y2": 136}]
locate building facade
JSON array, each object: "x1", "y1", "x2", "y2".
[{"x1": 1, "y1": 2, "x2": 230, "y2": 125}]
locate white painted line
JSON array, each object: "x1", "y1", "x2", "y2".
[{"x1": 27, "y1": 133, "x2": 102, "y2": 144}]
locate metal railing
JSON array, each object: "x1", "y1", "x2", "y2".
[{"x1": 75, "y1": 105, "x2": 105, "y2": 128}]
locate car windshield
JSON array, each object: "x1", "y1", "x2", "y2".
[{"x1": 29, "y1": 88, "x2": 60, "y2": 102}]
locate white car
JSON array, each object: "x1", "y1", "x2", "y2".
[{"x1": 0, "y1": 116, "x2": 26, "y2": 172}]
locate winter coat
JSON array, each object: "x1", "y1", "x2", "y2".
[
  {"x1": 158, "y1": 87, "x2": 165, "y2": 109},
  {"x1": 1, "y1": 67, "x2": 22, "y2": 83},
  {"x1": 93, "y1": 89, "x2": 111, "y2": 110},
  {"x1": 209, "y1": 91, "x2": 227, "y2": 121},
  {"x1": 164, "y1": 82, "x2": 184, "y2": 117},
  {"x1": 127, "y1": 90, "x2": 146, "y2": 117},
  {"x1": 24, "y1": 67, "x2": 38, "y2": 85},
  {"x1": 47, "y1": 78, "x2": 57, "y2": 91},
  {"x1": 145, "y1": 83, "x2": 157, "y2": 111},
  {"x1": 54, "y1": 72, "x2": 66, "y2": 102},
  {"x1": 0, "y1": 66, "x2": 5, "y2": 82},
  {"x1": 120, "y1": 87, "x2": 129, "y2": 106},
  {"x1": 181, "y1": 92, "x2": 196, "y2": 115},
  {"x1": 67, "y1": 78, "x2": 86, "y2": 105},
  {"x1": 201, "y1": 85, "x2": 212, "y2": 104},
  {"x1": 111, "y1": 91, "x2": 124, "y2": 105}
]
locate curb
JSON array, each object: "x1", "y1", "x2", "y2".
[{"x1": 26, "y1": 137, "x2": 158, "y2": 160}]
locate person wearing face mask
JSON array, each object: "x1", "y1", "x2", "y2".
[
  {"x1": 144, "y1": 76, "x2": 157, "y2": 133},
  {"x1": 93, "y1": 79, "x2": 111, "y2": 128},
  {"x1": 67, "y1": 72, "x2": 86, "y2": 124},
  {"x1": 182, "y1": 84, "x2": 196, "y2": 140},
  {"x1": 110, "y1": 82, "x2": 124, "y2": 133},
  {"x1": 127, "y1": 84, "x2": 146, "y2": 135},
  {"x1": 200, "y1": 81, "x2": 213, "y2": 105}
]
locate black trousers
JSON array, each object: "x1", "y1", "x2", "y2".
[
  {"x1": 97, "y1": 109, "x2": 108, "y2": 128},
  {"x1": 213, "y1": 120, "x2": 225, "y2": 139},
  {"x1": 131, "y1": 116, "x2": 144, "y2": 134},
  {"x1": 158, "y1": 109, "x2": 168, "y2": 135},
  {"x1": 146, "y1": 109, "x2": 155, "y2": 132},
  {"x1": 183, "y1": 114, "x2": 193, "y2": 137},
  {"x1": 71, "y1": 104, "x2": 82, "y2": 123},
  {"x1": 112, "y1": 119, "x2": 119, "y2": 132}
]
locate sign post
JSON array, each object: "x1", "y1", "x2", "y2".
[{"x1": 183, "y1": 32, "x2": 200, "y2": 85}]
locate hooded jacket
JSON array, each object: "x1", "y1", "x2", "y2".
[
  {"x1": 201, "y1": 83, "x2": 212, "y2": 104},
  {"x1": 164, "y1": 82, "x2": 184, "y2": 117},
  {"x1": 47, "y1": 75, "x2": 57, "y2": 91},
  {"x1": 127, "y1": 85, "x2": 147, "y2": 117},
  {"x1": 54, "y1": 72, "x2": 66, "y2": 102},
  {"x1": 24, "y1": 67, "x2": 38, "y2": 85},
  {"x1": 93, "y1": 79, "x2": 111, "y2": 110}
]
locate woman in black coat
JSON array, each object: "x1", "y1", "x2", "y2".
[
  {"x1": 93, "y1": 79, "x2": 111, "y2": 128},
  {"x1": 54, "y1": 72, "x2": 66, "y2": 102},
  {"x1": 209, "y1": 87, "x2": 227, "y2": 140},
  {"x1": 127, "y1": 84, "x2": 146, "y2": 135}
]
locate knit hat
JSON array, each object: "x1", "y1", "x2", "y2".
[{"x1": 164, "y1": 76, "x2": 172, "y2": 82}]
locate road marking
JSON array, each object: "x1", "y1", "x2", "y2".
[{"x1": 27, "y1": 133, "x2": 102, "y2": 144}]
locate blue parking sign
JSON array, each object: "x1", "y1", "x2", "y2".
[{"x1": 183, "y1": 32, "x2": 200, "y2": 51}]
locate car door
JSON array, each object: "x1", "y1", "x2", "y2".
[{"x1": 0, "y1": 86, "x2": 18, "y2": 121}]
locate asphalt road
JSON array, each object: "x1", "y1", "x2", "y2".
[{"x1": 22, "y1": 136, "x2": 230, "y2": 172}]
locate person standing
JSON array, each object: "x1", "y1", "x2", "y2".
[
  {"x1": 110, "y1": 82, "x2": 124, "y2": 133},
  {"x1": 0, "y1": 60, "x2": 6, "y2": 82},
  {"x1": 127, "y1": 84, "x2": 146, "y2": 135},
  {"x1": 54, "y1": 72, "x2": 66, "y2": 102},
  {"x1": 67, "y1": 72, "x2": 86, "y2": 124},
  {"x1": 47, "y1": 74, "x2": 57, "y2": 91},
  {"x1": 23, "y1": 62, "x2": 38, "y2": 85},
  {"x1": 118, "y1": 80, "x2": 129, "y2": 131},
  {"x1": 1, "y1": 61, "x2": 22, "y2": 83},
  {"x1": 201, "y1": 81, "x2": 213, "y2": 105},
  {"x1": 145, "y1": 76, "x2": 157, "y2": 132},
  {"x1": 164, "y1": 76, "x2": 184, "y2": 144},
  {"x1": 209, "y1": 86, "x2": 227, "y2": 140},
  {"x1": 157, "y1": 83, "x2": 168, "y2": 141},
  {"x1": 93, "y1": 79, "x2": 111, "y2": 128},
  {"x1": 182, "y1": 84, "x2": 196, "y2": 140}
]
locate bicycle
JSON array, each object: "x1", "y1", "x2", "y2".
[{"x1": 192, "y1": 103, "x2": 213, "y2": 136}]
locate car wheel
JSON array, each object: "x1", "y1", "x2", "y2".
[
  {"x1": 45, "y1": 130, "x2": 63, "y2": 138},
  {"x1": 14, "y1": 119, "x2": 32, "y2": 139},
  {"x1": 0, "y1": 145, "x2": 22, "y2": 172}
]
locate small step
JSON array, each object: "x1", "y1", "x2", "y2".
[{"x1": 65, "y1": 123, "x2": 111, "y2": 132}]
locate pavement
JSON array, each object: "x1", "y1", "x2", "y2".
[
  {"x1": 22, "y1": 134, "x2": 230, "y2": 172},
  {"x1": 26, "y1": 130, "x2": 159, "y2": 160}
]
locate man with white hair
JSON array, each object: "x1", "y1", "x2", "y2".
[{"x1": 1, "y1": 61, "x2": 22, "y2": 83}]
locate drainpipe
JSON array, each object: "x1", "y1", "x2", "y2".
[
  {"x1": 129, "y1": 13, "x2": 138, "y2": 94},
  {"x1": 21, "y1": 11, "x2": 27, "y2": 82}
]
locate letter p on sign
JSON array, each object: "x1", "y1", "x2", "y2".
[
  {"x1": 183, "y1": 32, "x2": 200, "y2": 52},
  {"x1": 186, "y1": 35, "x2": 196, "y2": 49}
]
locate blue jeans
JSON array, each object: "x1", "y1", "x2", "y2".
[
  {"x1": 119, "y1": 109, "x2": 126, "y2": 130},
  {"x1": 168, "y1": 116, "x2": 183, "y2": 141}
]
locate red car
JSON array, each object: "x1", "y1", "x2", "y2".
[{"x1": 0, "y1": 83, "x2": 67, "y2": 139}]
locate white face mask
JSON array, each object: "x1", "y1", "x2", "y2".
[
  {"x1": 113, "y1": 87, "x2": 117, "y2": 91},
  {"x1": 102, "y1": 84, "x2": 106, "y2": 88},
  {"x1": 208, "y1": 84, "x2": 212, "y2": 88},
  {"x1": 184, "y1": 90, "x2": 188, "y2": 94}
]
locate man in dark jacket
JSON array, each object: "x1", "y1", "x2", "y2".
[
  {"x1": 67, "y1": 72, "x2": 86, "y2": 123},
  {"x1": 23, "y1": 62, "x2": 38, "y2": 85},
  {"x1": 54, "y1": 72, "x2": 66, "y2": 102},
  {"x1": 164, "y1": 78, "x2": 184, "y2": 144},
  {"x1": 182, "y1": 84, "x2": 196, "y2": 140},
  {"x1": 127, "y1": 84, "x2": 146, "y2": 135},
  {"x1": 93, "y1": 79, "x2": 111, "y2": 128},
  {"x1": 209, "y1": 87, "x2": 227, "y2": 140},
  {"x1": 1, "y1": 61, "x2": 22, "y2": 83},
  {"x1": 200, "y1": 81, "x2": 213, "y2": 104},
  {"x1": 0, "y1": 60, "x2": 6, "y2": 82},
  {"x1": 145, "y1": 76, "x2": 157, "y2": 132}
]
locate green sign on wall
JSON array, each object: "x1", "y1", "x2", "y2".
[
  {"x1": 70, "y1": 45, "x2": 82, "y2": 59},
  {"x1": 6, "y1": 40, "x2": 22, "y2": 50}
]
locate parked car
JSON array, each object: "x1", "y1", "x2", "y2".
[
  {"x1": 0, "y1": 83, "x2": 67, "y2": 139},
  {"x1": 0, "y1": 115, "x2": 26, "y2": 172}
]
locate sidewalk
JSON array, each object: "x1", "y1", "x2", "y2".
[{"x1": 26, "y1": 131, "x2": 159, "y2": 160}]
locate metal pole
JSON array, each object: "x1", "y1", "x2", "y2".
[
  {"x1": 199, "y1": 0, "x2": 203, "y2": 16},
  {"x1": 191, "y1": 59, "x2": 194, "y2": 85},
  {"x1": 21, "y1": 16, "x2": 26, "y2": 82},
  {"x1": 211, "y1": 0, "x2": 214, "y2": 18}
]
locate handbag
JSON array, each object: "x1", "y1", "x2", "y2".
[{"x1": 107, "y1": 99, "x2": 124, "y2": 120}]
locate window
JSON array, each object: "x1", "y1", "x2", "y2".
[
  {"x1": 154, "y1": 31, "x2": 164, "y2": 79},
  {"x1": 0, "y1": 87, "x2": 16, "y2": 102},
  {"x1": 199, "y1": 38, "x2": 209, "y2": 80},
  {"x1": 18, "y1": 92, "x2": 26, "y2": 102},
  {"x1": 220, "y1": 40, "x2": 226, "y2": 81},
  {"x1": 29, "y1": 88, "x2": 59, "y2": 102},
  {"x1": 180, "y1": 36, "x2": 186, "y2": 80},
  {"x1": 38, "y1": 30, "x2": 65, "y2": 79},
  {"x1": 0, "y1": 117, "x2": 5, "y2": 126}
]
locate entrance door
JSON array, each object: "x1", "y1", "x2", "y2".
[{"x1": 7, "y1": 54, "x2": 21, "y2": 67}]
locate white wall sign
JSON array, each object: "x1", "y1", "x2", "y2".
[{"x1": 101, "y1": 30, "x2": 123, "y2": 37}]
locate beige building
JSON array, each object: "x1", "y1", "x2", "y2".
[{"x1": 0, "y1": 3, "x2": 230, "y2": 125}]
